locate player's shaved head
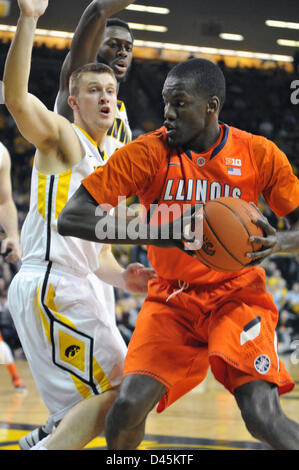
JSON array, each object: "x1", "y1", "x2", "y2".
[{"x1": 168, "y1": 58, "x2": 226, "y2": 111}]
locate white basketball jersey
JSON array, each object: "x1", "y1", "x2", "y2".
[
  {"x1": 104, "y1": 100, "x2": 131, "y2": 157},
  {"x1": 20, "y1": 125, "x2": 107, "y2": 274}
]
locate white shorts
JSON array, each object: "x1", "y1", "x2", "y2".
[{"x1": 8, "y1": 262, "x2": 127, "y2": 422}]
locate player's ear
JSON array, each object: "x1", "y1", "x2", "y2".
[
  {"x1": 68, "y1": 95, "x2": 79, "y2": 111},
  {"x1": 207, "y1": 96, "x2": 220, "y2": 114}
]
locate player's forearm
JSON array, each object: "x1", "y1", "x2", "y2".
[
  {"x1": 3, "y1": 15, "x2": 37, "y2": 107},
  {"x1": 0, "y1": 200, "x2": 19, "y2": 240},
  {"x1": 57, "y1": 185, "x2": 183, "y2": 249},
  {"x1": 58, "y1": 202, "x2": 151, "y2": 246},
  {"x1": 58, "y1": 204, "x2": 181, "y2": 250},
  {"x1": 67, "y1": 0, "x2": 134, "y2": 70},
  {"x1": 276, "y1": 227, "x2": 299, "y2": 254},
  {"x1": 94, "y1": 245, "x2": 126, "y2": 289}
]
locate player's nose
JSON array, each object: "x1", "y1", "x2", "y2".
[
  {"x1": 117, "y1": 45, "x2": 128, "y2": 57},
  {"x1": 99, "y1": 91, "x2": 110, "y2": 103},
  {"x1": 164, "y1": 103, "x2": 176, "y2": 120}
]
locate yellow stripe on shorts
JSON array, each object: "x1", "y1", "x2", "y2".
[{"x1": 93, "y1": 357, "x2": 112, "y2": 393}]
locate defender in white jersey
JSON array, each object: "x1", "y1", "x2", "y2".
[
  {"x1": 53, "y1": 0, "x2": 135, "y2": 351},
  {"x1": 4, "y1": 0, "x2": 154, "y2": 450},
  {"x1": 54, "y1": 0, "x2": 135, "y2": 156}
]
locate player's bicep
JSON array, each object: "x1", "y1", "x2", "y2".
[{"x1": 6, "y1": 92, "x2": 61, "y2": 150}]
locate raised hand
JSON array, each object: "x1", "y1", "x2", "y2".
[{"x1": 18, "y1": 0, "x2": 48, "y2": 18}]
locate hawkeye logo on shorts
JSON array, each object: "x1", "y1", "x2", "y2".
[
  {"x1": 254, "y1": 354, "x2": 270, "y2": 374},
  {"x1": 65, "y1": 345, "x2": 81, "y2": 359},
  {"x1": 58, "y1": 329, "x2": 86, "y2": 373}
]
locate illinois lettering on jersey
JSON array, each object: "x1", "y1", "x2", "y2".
[{"x1": 83, "y1": 124, "x2": 299, "y2": 285}]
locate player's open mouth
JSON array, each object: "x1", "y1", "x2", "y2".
[
  {"x1": 114, "y1": 60, "x2": 127, "y2": 74},
  {"x1": 100, "y1": 106, "x2": 110, "y2": 116}
]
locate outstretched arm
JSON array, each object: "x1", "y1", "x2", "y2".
[
  {"x1": 95, "y1": 244, "x2": 156, "y2": 293},
  {"x1": 3, "y1": 0, "x2": 82, "y2": 174},
  {"x1": 3, "y1": 0, "x2": 61, "y2": 151},
  {"x1": 56, "y1": 0, "x2": 135, "y2": 119},
  {"x1": 0, "y1": 146, "x2": 21, "y2": 264},
  {"x1": 57, "y1": 184, "x2": 197, "y2": 252}
]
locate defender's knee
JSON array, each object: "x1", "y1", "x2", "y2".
[
  {"x1": 105, "y1": 375, "x2": 166, "y2": 433},
  {"x1": 107, "y1": 394, "x2": 147, "y2": 430}
]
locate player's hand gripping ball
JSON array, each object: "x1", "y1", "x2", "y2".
[{"x1": 187, "y1": 197, "x2": 264, "y2": 272}]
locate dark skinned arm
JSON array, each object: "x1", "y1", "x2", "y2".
[
  {"x1": 56, "y1": 0, "x2": 135, "y2": 119},
  {"x1": 57, "y1": 184, "x2": 198, "y2": 251},
  {"x1": 247, "y1": 204, "x2": 299, "y2": 264}
]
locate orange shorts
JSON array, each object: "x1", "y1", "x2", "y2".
[{"x1": 124, "y1": 267, "x2": 294, "y2": 412}]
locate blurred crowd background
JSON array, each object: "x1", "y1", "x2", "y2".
[{"x1": 0, "y1": 40, "x2": 298, "y2": 358}]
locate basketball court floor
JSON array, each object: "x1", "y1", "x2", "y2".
[{"x1": 1, "y1": 353, "x2": 299, "y2": 451}]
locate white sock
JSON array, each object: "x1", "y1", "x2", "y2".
[{"x1": 30, "y1": 434, "x2": 50, "y2": 450}]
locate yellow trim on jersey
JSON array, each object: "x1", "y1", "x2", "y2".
[
  {"x1": 73, "y1": 125, "x2": 97, "y2": 148},
  {"x1": 92, "y1": 357, "x2": 112, "y2": 392},
  {"x1": 55, "y1": 168, "x2": 72, "y2": 219},
  {"x1": 37, "y1": 172, "x2": 47, "y2": 219},
  {"x1": 73, "y1": 124, "x2": 108, "y2": 160},
  {"x1": 46, "y1": 283, "x2": 75, "y2": 329},
  {"x1": 70, "y1": 373, "x2": 93, "y2": 399},
  {"x1": 117, "y1": 100, "x2": 125, "y2": 112}
]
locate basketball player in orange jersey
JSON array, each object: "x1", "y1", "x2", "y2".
[
  {"x1": 57, "y1": 58, "x2": 299, "y2": 450},
  {"x1": 3, "y1": 0, "x2": 155, "y2": 451},
  {"x1": 0, "y1": 142, "x2": 25, "y2": 392}
]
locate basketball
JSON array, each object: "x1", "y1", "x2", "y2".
[{"x1": 194, "y1": 197, "x2": 264, "y2": 272}]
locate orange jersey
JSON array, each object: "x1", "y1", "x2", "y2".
[{"x1": 82, "y1": 123, "x2": 299, "y2": 285}]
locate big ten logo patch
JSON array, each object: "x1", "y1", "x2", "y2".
[{"x1": 225, "y1": 157, "x2": 242, "y2": 167}]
